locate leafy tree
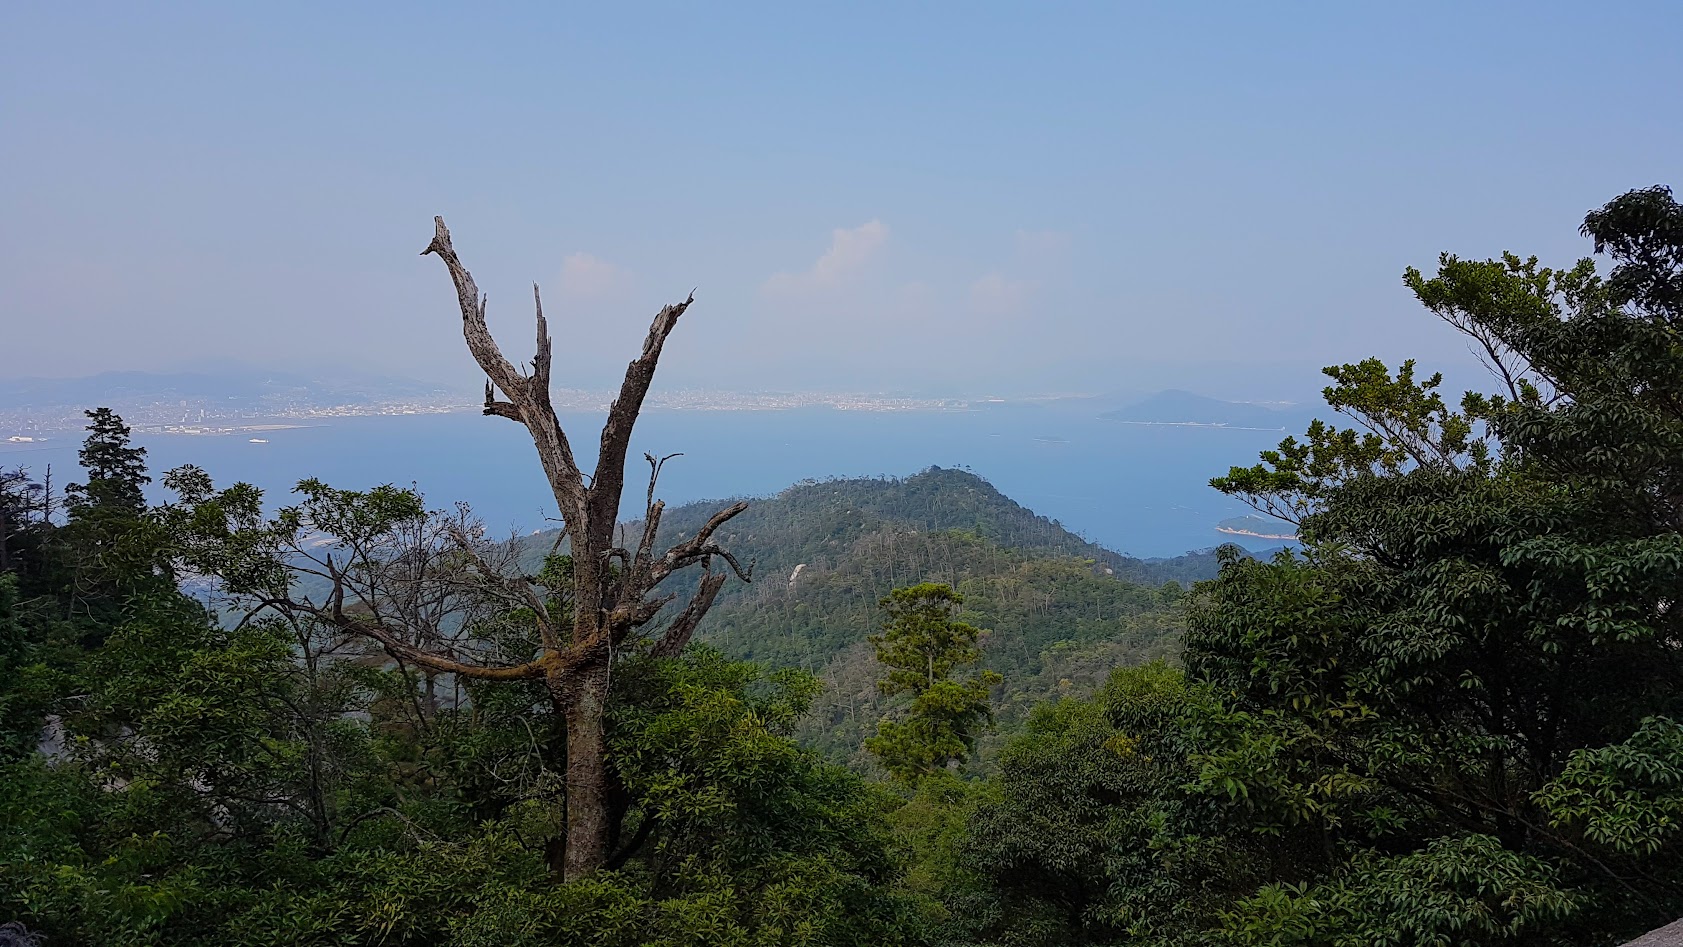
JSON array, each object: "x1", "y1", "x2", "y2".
[
  {"x1": 927, "y1": 185, "x2": 1683, "y2": 947},
  {"x1": 949, "y1": 663, "x2": 1264, "y2": 946},
  {"x1": 0, "y1": 637, "x2": 928, "y2": 945},
  {"x1": 0, "y1": 575, "x2": 35, "y2": 757},
  {"x1": 1191, "y1": 185, "x2": 1683, "y2": 943},
  {"x1": 865, "y1": 583, "x2": 1001, "y2": 780},
  {"x1": 1220, "y1": 835, "x2": 1581, "y2": 947},
  {"x1": 50, "y1": 409, "x2": 175, "y2": 625},
  {"x1": 0, "y1": 467, "x2": 46, "y2": 575},
  {"x1": 0, "y1": 412, "x2": 191, "y2": 760},
  {"x1": 64, "y1": 407, "x2": 149, "y2": 519}
]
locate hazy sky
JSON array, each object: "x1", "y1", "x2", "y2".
[{"x1": 3, "y1": 2, "x2": 1679, "y2": 399}]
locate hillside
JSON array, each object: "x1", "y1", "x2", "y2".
[
  {"x1": 288, "y1": 467, "x2": 1242, "y2": 767},
  {"x1": 647, "y1": 465, "x2": 1229, "y2": 595},
  {"x1": 624, "y1": 467, "x2": 1227, "y2": 767}
]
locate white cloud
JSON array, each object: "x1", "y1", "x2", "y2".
[
  {"x1": 970, "y1": 272, "x2": 1033, "y2": 314},
  {"x1": 958, "y1": 230, "x2": 1068, "y2": 317},
  {"x1": 763, "y1": 220, "x2": 888, "y2": 296},
  {"x1": 557, "y1": 253, "x2": 632, "y2": 298}
]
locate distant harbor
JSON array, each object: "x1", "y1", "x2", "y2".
[{"x1": 153, "y1": 423, "x2": 312, "y2": 437}]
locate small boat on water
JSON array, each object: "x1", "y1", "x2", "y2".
[{"x1": 249, "y1": 438, "x2": 269, "y2": 444}]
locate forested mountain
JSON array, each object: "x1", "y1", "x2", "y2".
[
  {"x1": 639, "y1": 468, "x2": 1217, "y2": 764},
  {"x1": 639, "y1": 465, "x2": 1234, "y2": 596},
  {"x1": 277, "y1": 456, "x2": 1227, "y2": 766},
  {"x1": 519, "y1": 466, "x2": 1228, "y2": 768}
]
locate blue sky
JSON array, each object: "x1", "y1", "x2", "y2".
[{"x1": 3, "y1": 1, "x2": 1679, "y2": 399}]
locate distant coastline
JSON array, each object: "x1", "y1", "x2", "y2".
[
  {"x1": 1104, "y1": 419, "x2": 1291, "y2": 433},
  {"x1": 1216, "y1": 526, "x2": 1298, "y2": 541},
  {"x1": 150, "y1": 423, "x2": 315, "y2": 437}
]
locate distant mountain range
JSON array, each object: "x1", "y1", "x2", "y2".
[
  {"x1": 0, "y1": 368, "x2": 462, "y2": 409},
  {"x1": 1, "y1": 370, "x2": 1322, "y2": 435},
  {"x1": 1098, "y1": 389, "x2": 1312, "y2": 429}
]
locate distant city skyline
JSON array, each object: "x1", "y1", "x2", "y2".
[{"x1": 4, "y1": 3, "x2": 1679, "y2": 400}]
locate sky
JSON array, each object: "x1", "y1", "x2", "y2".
[{"x1": 3, "y1": 1, "x2": 1680, "y2": 401}]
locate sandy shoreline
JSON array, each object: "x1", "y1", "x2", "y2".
[{"x1": 1216, "y1": 526, "x2": 1299, "y2": 541}]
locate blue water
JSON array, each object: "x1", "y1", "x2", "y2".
[{"x1": 0, "y1": 404, "x2": 1292, "y2": 558}]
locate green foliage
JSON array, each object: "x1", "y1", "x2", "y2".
[
  {"x1": 11, "y1": 187, "x2": 1683, "y2": 946},
  {"x1": 2, "y1": 414, "x2": 936, "y2": 944},
  {"x1": 691, "y1": 511, "x2": 1191, "y2": 768},
  {"x1": 1219, "y1": 836, "x2": 1581, "y2": 947},
  {"x1": 1210, "y1": 358, "x2": 1499, "y2": 527},
  {"x1": 48, "y1": 409, "x2": 178, "y2": 626},
  {"x1": 926, "y1": 185, "x2": 1683, "y2": 947},
  {"x1": 0, "y1": 573, "x2": 52, "y2": 759},
  {"x1": 872, "y1": 584, "x2": 987, "y2": 695},
  {"x1": 1536, "y1": 717, "x2": 1683, "y2": 858},
  {"x1": 65, "y1": 407, "x2": 150, "y2": 519},
  {"x1": 951, "y1": 663, "x2": 1258, "y2": 946},
  {"x1": 865, "y1": 584, "x2": 1002, "y2": 781},
  {"x1": 603, "y1": 648, "x2": 926, "y2": 943},
  {"x1": 1188, "y1": 185, "x2": 1683, "y2": 943},
  {"x1": 0, "y1": 467, "x2": 47, "y2": 578},
  {"x1": 0, "y1": 639, "x2": 927, "y2": 945}
]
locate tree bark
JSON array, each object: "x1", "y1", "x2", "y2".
[{"x1": 557, "y1": 663, "x2": 611, "y2": 877}]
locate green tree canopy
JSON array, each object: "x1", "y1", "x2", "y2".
[
  {"x1": 1192, "y1": 185, "x2": 1683, "y2": 943},
  {"x1": 865, "y1": 583, "x2": 1001, "y2": 781},
  {"x1": 65, "y1": 407, "x2": 149, "y2": 520}
]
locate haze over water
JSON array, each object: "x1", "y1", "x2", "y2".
[{"x1": 0, "y1": 406, "x2": 1290, "y2": 559}]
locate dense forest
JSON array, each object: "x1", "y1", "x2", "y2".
[
  {"x1": 3, "y1": 186, "x2": 1683, "y2": 945},
  {"x1": 637, "y1": 469, "x2": 1215, "y2": 765}
]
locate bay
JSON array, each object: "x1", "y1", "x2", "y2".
[{"x1": 1, "y1": 403, "x2": 1292, "y2": 558}]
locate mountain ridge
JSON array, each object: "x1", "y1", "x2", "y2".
[
  {"x1": 1100, "y1": 388, "x2": 1310, "y2": 429},
  {"x1": 595, "y1": 467, "x2": 1255, "y2": 767}
]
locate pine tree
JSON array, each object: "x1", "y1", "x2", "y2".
[
  {"x1": 56, "y1": 408, "x2": 169, "y2": 622},
  {"x1": 64, "y1": 408, "x2": 148, "y2": 520},
  {"x1": 865, "y1": 582, "x2": 1000, "y2": 780}
]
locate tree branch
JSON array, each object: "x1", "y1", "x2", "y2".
[
  {"x1": 648, "y1": 501, "x2": 751, "y2": 586},
  {"x1": 586, "y1": 294, "x2": 695, "y2": 546},
  {"x1": 533, "y1": 283, "x2": 552, "y2": 392},
  {"x1": 445, "y1": 524, "x2": 561, "y2": 653},
  {"x1": 483, "y1": 379, "x2": 523, "y2": 420},
  {"x1": 423, "y1": 217, "x2": 525, "y2": 401},
  {"x1": 424, "y1": 216, "x2": 588, "y2": 528},
  {"x1": 651, "y1": 570, "x2": 728, "y2": 658}
]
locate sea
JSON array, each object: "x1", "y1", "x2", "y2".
[{"x1": 1, "y1": 403, "x2": 1294, "y2": 559}]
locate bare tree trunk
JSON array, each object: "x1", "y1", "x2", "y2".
[{"x1": 556, "y1": 664, "x2": 611, "y2": 876}]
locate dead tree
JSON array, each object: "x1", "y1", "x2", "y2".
[
  {"x1": 296, "y1": 218, "x2": 750, "y2": 878},
  {"x1": 427, "y1": 217, "x2": 753, "y2": 876}
]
